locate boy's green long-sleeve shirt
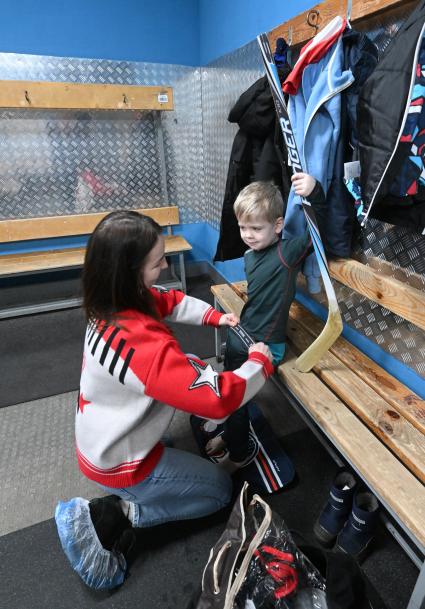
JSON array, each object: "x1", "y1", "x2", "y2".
[{"x1": 227, "y1": 182, "x2": 326, "y2": 362}]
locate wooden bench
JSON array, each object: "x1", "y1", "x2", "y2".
[
  {"x1": 211, "y1": 279, "x2": 425, "y2": 609},
  {"x1": 0, "y1": 205, "x2": 192, "y2": 319}
]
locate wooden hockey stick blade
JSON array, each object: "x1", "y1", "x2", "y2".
[{"x1": 295, "y1": 306, "x2": 343, "y2": 372}]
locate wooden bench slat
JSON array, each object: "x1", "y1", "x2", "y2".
[
  {"x1": 211, "y1": 284, "x2": 244, "y2": 317},
  {"x1": 164, "y1": 235, "x2": 192, "y2": 254},
  {"x1": 368, "y1": 256, "x2": 425, "y2": 292},
  {"x1": 278, "y1": 349, "x2": 425, "y2": 548},
  {"x1": 329, "y1": 258, "x2": 425, "y2": 333},
  {"x1": 0, "y1": 247, "x2": 86, "y2": 275},
  {"x1": 0, "y1": 235, "x2": 192, "y2": 277},
  {"x1": 0, "y1": 206, "x2": 180, "y2": 242},
  {"x1": 290, "y1": 301, "x2": 425, "y2": 436},
  {"x1": 287, "y1": 315, "x2": 425, "y2": 483},
  {"x1": 231, "y1": 281, "x2": 248, "y2": 301}
]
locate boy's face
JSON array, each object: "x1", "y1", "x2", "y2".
[{"x1": 238, "y1": 215, "x2": 283, "y2": 251}]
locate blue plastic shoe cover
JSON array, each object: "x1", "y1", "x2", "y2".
[{"x1": 55, "y1": 497, "x2": 127, "y2": 590}]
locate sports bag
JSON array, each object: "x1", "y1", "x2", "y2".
[{"x1": 196, "y1": 482, "x2": 326, "y2": 609}]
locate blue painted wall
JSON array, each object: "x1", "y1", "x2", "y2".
[
  {"x1": 0, "y1": 0, "x2": 200, "y2": 66},
  {"x1": 199, "y1": 0, "x2": 318, "y2": 65},
  {"x1": 0, "y1": 0, "x2": 319, "y2": 66}
]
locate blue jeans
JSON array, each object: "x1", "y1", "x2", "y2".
[{"x1": 98, "y1": 447, "x2": 232, "y2": 528}]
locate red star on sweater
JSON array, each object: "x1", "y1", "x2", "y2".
[{"x1": 78, "y1": 393, "x2": 91, "y2": 414}]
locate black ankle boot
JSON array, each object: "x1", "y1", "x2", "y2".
[
  {"x1": 314, "y1": 471, "x2": 357, "y2": 547},
  {"x1": 336, "y1": 490, "x2": 379, "y2": 562},
  {"x1": 89, "y1": 495, "x2": 132, "y2": 552}
]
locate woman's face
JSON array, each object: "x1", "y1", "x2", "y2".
[{"x1": 142, "y1": 235, "x2": 168, "y2": 288}]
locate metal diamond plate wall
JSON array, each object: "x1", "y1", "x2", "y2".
[
  {"x1": 0, "y1": 53, "x2": 204, "y2": 223},
  {"x1": 201, "y1": 40, "x2": 263, "y2": 229}
]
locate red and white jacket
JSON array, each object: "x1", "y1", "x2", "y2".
[{"x1": 76, "y1": 287, "x2": 273, "y2": 488}]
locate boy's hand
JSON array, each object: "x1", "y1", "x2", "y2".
[
  {"x1": 249, "y1": 342, "x2": 273, "y2": 362},
  {"x1": 218, "y1": 313, "x2": 239, "y2": 327},
  {"x1": 291, "y1": 172, "x2": 316, "y2": 198}
]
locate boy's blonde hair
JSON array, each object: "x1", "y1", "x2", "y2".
[{"x1": 233, "y1": 181, "x2": 284, "y2": 223}]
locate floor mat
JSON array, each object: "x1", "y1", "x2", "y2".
[
  {"x1": 190, "y1": 402, "x2": 295, "y2": 494},
  {"x1": 1, "y1": 274, "x2": 216, "y2": 408}
]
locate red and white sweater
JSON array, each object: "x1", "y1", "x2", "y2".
[{"x1": 76, "y1": 287, "x2": 273, "y2": 488}]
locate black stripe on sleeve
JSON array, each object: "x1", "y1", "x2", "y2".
[
  {"x1": 99, "y1": 327, "x2": 120, "y2": 365},
  {"x1": 88, "y1": 322, "x2": 99, "y2": 344},
  {"x1": 119, "y1": 348, "x2": 135, "y2": 384},
  {"x1": 109, "y1": 339, "x2": 126, "y2": 375},
  {"x1": 91, "y1": 325, "x2": 108, "y2": 355}
]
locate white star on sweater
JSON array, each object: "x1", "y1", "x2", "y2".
[{"x1": 188, "y1": 358, "x2": 221, "y2": 397}]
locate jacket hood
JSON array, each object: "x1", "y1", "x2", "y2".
[
  {"x1": 227, "y1": 76, "x2": 275, "y2": 137},
  {"x1": 302, "y1": 38, "x2": 354, "y2": 130},
  {"x1": 227, "y1": 66, "x2": 290, "y2": 137}
]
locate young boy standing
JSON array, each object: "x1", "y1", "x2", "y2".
[{"x1": 207, "y1": 173, "x2": 326, "y2": 470}]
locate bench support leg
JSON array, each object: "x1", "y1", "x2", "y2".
[
  {"x1": 407, "y1": 561, "x2": 425, "y2": 609},
  {"x1": 179, "y1": 252, "x2": 187, "y2": 294},
  {"x1": 0, "y1": 297, "x2": 82, "y2": 319},
  {"x1": 214, "y1": 296, "x2": 223, "y2": 362}
]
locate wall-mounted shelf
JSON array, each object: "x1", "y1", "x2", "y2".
[
  {"x1": 0, "y1": 80, "x2": 174, "y2": 110},
  {"x1": 268, "y1": 0, "x2": 418, "y2": 50}
]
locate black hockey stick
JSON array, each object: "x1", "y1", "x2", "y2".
[{"x1": 257, "y1": 33, "x2": 343, "y2": 372}]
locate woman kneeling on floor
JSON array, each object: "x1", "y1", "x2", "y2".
[{"x1": 55, "y1": 210, "x2": 273, "y2": 589}]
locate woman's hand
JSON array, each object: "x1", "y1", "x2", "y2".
[
  {"x1": 291, "y1": 172, "x2": 316, "y2": 198},
  {"x1": 218, "y1": 313, "x2": 239, "y2": 327},
  {"x1": 249, "y1": 342, "x2": 273, "y2": 362}
]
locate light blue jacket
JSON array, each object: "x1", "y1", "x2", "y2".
[{"x1": 283, "y1": 38, "x2": 354, "y2": 292}]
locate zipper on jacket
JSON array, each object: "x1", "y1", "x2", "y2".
[
  {"x1": 303, "y1": 42, "x2": 355, "y2": 140},
  {"x1": 362, "y1": 22, "x2": 425, "y2": 226}
]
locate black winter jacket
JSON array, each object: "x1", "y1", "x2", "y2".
[
  {"x1": 214, "y1": 73, "x2": 291, "y2": 262},
  {"x1": 325, "y1": 28, "x2": 378, "y2": 257},
  {"x1": 357, "y1": 0, "x2": 425, "y2": 229}
]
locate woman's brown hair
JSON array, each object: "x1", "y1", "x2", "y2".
[{"x1": 82, "y1": 210, "x2": 162, "y2": 324}]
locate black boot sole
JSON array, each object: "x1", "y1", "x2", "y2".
[
  {"x1": 313, "y1": 520, "x2": 338, "y2": 547},
  {"x1": 335, "y1": 538, "x2": 371, "y2": 563}
]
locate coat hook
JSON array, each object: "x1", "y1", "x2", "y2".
[
  {"x1": 24, "y1": 90, "x2": 31, "y2": 104},
  {"x1": 307, "y1": 9, "x2": 320, "y2": 32}
]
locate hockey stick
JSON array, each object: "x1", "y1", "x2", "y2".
[{"x1": 257, "y1": 33, "x2": 343, "y2": 373}]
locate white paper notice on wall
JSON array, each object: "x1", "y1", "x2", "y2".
[
  {"x1": 344, "y1": 161, "x2": 361, "y2": 180},
  {"x1": 158, "y1": 94, "x2": 169, "y2": 104}
]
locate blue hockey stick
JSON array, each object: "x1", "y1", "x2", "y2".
[{"x1": 257, "y1": 33, "x2": 342, "y2": 372}]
